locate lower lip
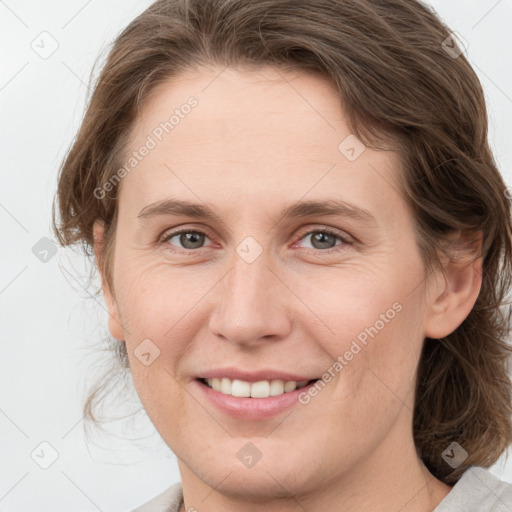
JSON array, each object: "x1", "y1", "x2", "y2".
[{"x1": 195, "y1": 379, "x2": 318, "y2": 420}]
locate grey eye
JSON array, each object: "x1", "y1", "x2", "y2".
[
  {"x1": 300, "y1": 231, "x2": 342, "y2": 250},
  {"x1": 168, "y1": 231, "x2": 206, "y2": 249}
]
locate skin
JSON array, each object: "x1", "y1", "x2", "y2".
[{"x1": 93, "y1": 65, "x2": 482, "y2": 511}]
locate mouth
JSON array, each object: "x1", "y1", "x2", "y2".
[
  {"x1": 195, "y1": 376, "x2": 320, "y2": 420},
  {"x1": 194, "y1": 369, "x2": 323, "y2": 419},
  {"x1": 197, "y1": 377, "x2": 318, "y2": 398}
]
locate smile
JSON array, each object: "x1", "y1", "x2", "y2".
[{"x1": 199, "y1": 377, "x2": 315, "y2": 398}]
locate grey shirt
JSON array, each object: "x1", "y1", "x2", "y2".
[{"x1": 130, "y1": 466, "x2": 512, "y2": 512}]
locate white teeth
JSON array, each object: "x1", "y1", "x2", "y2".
[
  {"x1": 284, "y1": 381, "x2": 297, "y2": 392},
  {"x1": 231, "y1": 379, "x2": 251, "y2": 397},
  {"x1": 220, "y1": 377, "x2": 232, "y2": 394},
  {"x1": 269, "y1": 379, "x2": 284, "y2": 396},
  {"x1": 205, "y1": 377, "x2": 312, "y2": 397},
  {"x1": 250, "y1": 380, "x2": 270, "y2": 398}
]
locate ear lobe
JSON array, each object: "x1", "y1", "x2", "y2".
[
  {"x1": 424, "y1": 231, "x2": 483, "y2": 339},
  {"x1": 93, "y1": 219, "x2": 125, "y2": 341}
]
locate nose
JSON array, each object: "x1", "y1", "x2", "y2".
[{"x1": 207, "y1": 250, "x2": 293, "y2": 348}]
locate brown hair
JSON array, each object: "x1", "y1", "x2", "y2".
[{"x1": 52, "y1": 0, "x2": 512, "y2": 483}]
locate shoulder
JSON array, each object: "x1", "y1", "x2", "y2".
[
  {"x1": 129, "y1": 482, "x2": 183, "y2": 512},
  {"x1": 435, "y1": 466, "x2": 512, "y2": 512}
]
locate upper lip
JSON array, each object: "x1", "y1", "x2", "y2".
[{"x1": 198, "y1": 368, "x2": 318, "y2": 383}]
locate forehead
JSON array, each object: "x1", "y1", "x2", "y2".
[
  {"x1": 118, "y1": 66, "x2": 406, "y2": 226},
  {"x1": 130, "y1": 66, "x2": 347, "y2": 157}
]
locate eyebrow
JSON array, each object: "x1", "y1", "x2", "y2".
[{"x1": 137, "y1": 198, "x2": 377, "y2": 225}]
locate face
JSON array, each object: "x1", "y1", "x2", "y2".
[{"x1": 97, "y1": 66, "x2": 440, "y2": 501}]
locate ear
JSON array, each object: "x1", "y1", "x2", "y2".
[
  {"x1": 424, "y1": 231, "x2": 483, "y2": 339},
  {"x1": 93, "y1": 219, "x2": 125, "y2": 341}
]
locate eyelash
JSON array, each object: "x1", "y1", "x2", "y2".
[{"x1": 159, "y1": 226, "x2": 353, "y2": 255}]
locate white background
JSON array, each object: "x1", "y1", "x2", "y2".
[{"x1": 1, "y1": 0, "x2": 511, "y2": 510}]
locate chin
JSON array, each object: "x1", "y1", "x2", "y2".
[
  {"x1": 180, "y1": 439, "x2": 325, "y2": 501},
  {"x1": 204, "y1": 467, "x2": 311, "y2": 502}
]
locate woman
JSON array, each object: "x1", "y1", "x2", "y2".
[{"x1": 53, "y1": 0, "x2": 512, "y2": 510}]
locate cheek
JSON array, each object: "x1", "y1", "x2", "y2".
[
  {"x1": 312, "y1": 300, "x2": 423, "y2": 463},
  {"x1": 307, "y1": 266, "x2": 424, "y2": 400},
  {"x1": 348, "y1": 299, "x2": 423, "y2": 423},
  {"x1": 115, "y1": 259, "x2": 209, "y2": 339},
  {"x1": 116, "y1": 272, "x2": 191, "y2": 441},
  {"x1": 112, "y1": 261, "x2": 221, "y2": 410}
]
